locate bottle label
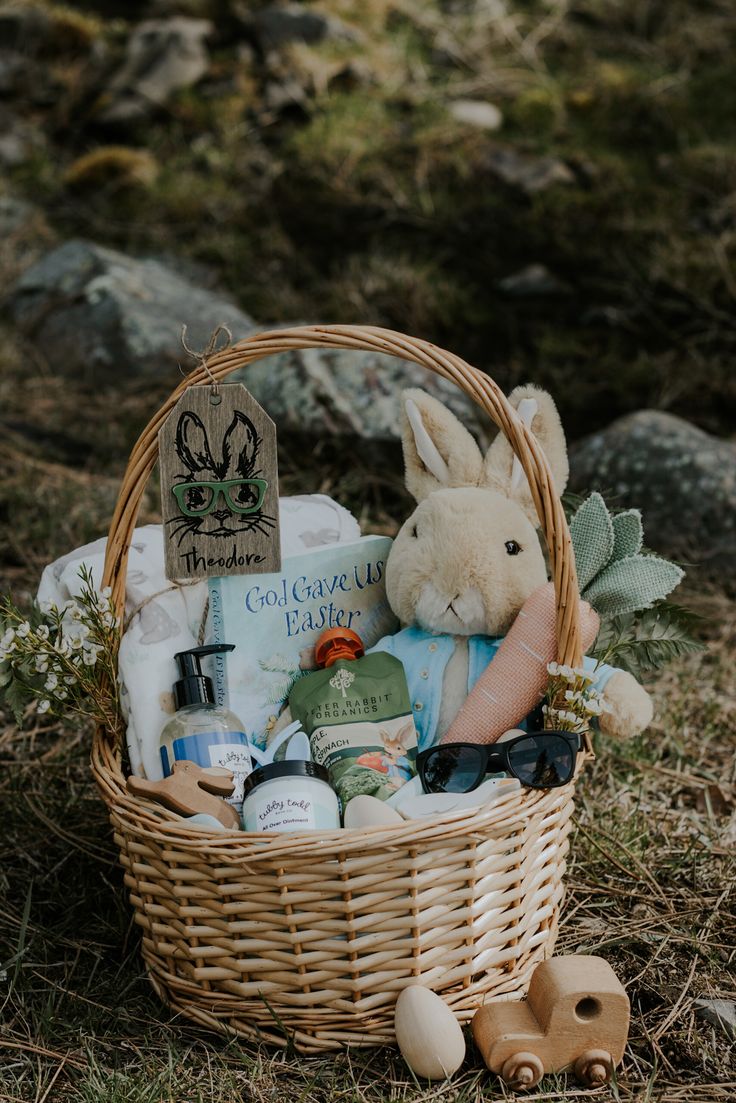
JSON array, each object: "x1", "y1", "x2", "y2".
[
  {"x1": 167, "y1": 731, "x2": 252, "y2": 808},
  {"x1": 252, "y1": 786, "x2": 317, "y2": 832}
]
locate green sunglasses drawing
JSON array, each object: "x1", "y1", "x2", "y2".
[{"x1": 172, "y1": 477, "x2": 268, "y2": 518}]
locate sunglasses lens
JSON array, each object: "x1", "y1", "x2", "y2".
[
  {"x1": 507, "y1": 734, "x2": 575, "y2": 789},
  {"x1": 422, "y1": 745, "x2": 485, "y2": 794}
]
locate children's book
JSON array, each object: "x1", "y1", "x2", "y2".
[{"x1": 207, "y1": 535, "x2": 397, "y2": 751}]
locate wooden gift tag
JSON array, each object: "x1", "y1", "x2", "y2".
[{"x1": 159, "y1": 383, "x2": 281, "y2": 581}]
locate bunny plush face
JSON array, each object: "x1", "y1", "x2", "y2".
[
  {"x1": 385, "y1": 385, "x2": 570, "y2": 637},
  {"x1": 168, "y1": 409, "x2": 276, "y2": 547}
]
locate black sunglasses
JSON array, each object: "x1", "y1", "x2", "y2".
[{"x1": 416, "y1": 731, "x2": 581, "y2": 794}]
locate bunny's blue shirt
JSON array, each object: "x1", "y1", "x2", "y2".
[{"x1": 369, "y1": 627, "x2": 616, "y2": 752}]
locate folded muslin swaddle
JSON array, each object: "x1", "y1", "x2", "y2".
[{"x1": 37, "y1": 495, "x2": 361, "y2": 780}]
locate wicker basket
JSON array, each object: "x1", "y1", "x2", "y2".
[{"x1": 92, "y1": 324, "x2": 586, "y2": 1053}]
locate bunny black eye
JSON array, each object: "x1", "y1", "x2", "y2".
[{"x1": 505, "y1": 540, "x2": 522, "y2": 556}]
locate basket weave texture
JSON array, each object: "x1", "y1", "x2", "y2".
[{"x1": 93, "y1": 325, "x2": 585, "y2": 1052}]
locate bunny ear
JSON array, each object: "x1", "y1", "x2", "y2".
[
  {"x1": 400, "y1": 389, "x2": 484, "y2": 502},
  {"x1": 222, "y1": 411, "x2": 260, "y2": 478},
  {"x1": 176, "y1": 412, "x2": 216, "y2": 474},
  {"x1": 482, "y1": 384, "x2": 569, "y2": 523},
  {"x1": 398, "y1": 720, "x2": 415, "y2": 748}
]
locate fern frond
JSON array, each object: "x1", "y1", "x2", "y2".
[{"x1": 592, "y1": 602, "x2": 704, "y2": 677}]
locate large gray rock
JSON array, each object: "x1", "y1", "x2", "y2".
[
  {"x1": 237, "y1": 344, "x2": 492, "y2": 446},
  {"x1": 9, "y1": 240, "x2": 256, "y2": 378},
  {"x1": 9, "y1": 240, "x2": 490, "y2": 445},
  {"x1": 570, "y1": 410, "x2": 736, "y2": 577},
  {"x1": 98, "y1": 17, "x2": 212, "y2": 123}
]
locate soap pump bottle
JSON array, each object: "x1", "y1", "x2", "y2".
[{"x1": 159, "y1": 644, "x2": 252, "y2": 812}]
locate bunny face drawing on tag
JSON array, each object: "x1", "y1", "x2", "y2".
[{"x1": 167, "y1": 409, "x2": 277, "y2": 548}]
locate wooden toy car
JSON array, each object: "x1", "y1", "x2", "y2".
[{"x1": 472, "y1": 955, "x2": 630, "y2": 1090}]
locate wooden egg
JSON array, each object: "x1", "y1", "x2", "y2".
[
  {"x1": 343, "y1": 795, "x2": 404, "y2": 829},
  {"x1": 395, "y1": 985, "x2": 466, "y2": 1080}
]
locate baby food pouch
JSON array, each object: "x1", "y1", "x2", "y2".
[{"x1": 287, "y1": 628, "x2": 417, "y2": 806}]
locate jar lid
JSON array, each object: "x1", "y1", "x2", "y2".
[{"x1": 243, "y1": 759, "x2": 330, "y2": 797}]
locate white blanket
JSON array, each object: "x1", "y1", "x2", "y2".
[{"x1": 37, "y1": 495, "x2": 360, "y2": 780}]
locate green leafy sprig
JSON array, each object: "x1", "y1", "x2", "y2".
[{"x1": 0, "y1": 565, "x2": 120, "y2": 729}]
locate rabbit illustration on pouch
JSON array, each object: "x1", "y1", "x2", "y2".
[
  {"x1": 168, "y1": 409, "x2": 276, "y2": 547},
  {"x1": 379, "y1": 720, "x2": 416, "y2": 784},
  {"x1": 369, "y1": 386, "x2": 653, "y2": 751}
]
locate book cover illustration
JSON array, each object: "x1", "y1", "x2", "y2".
[{"x1": 207, "y1": 536, "x2": 397, "y2": 750}]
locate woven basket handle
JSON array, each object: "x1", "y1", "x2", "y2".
[{"x1": 102, "y1": 324, "x2": 583, "y2": 667}]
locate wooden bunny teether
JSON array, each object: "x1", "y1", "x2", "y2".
[{"x1": 127, "y1": 761, "x2": 240, "y2": 829}]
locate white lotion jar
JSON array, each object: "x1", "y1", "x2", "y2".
[{"x1": 242, "y1": 762, "x2": 339, "y2": 833}]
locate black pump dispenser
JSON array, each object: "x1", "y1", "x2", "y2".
[{"x1": 173, "y1": 644, "x2": 235, "y2": 710}]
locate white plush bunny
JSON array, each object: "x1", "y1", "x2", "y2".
[{"x1": 370, "y1": 385, "x2": 653, "y2": 750}]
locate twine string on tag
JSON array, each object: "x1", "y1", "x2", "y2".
[{"x1": 180, "y1": 323, "x2": 233, "y2": 404}]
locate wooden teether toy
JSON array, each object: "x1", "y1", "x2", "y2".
[
  {"x1": 127, "y1": 761, "x2": 240, "y2": 829},
  {"x1": 472, "y1": 955, "x2": 629, "y2": 1090}
]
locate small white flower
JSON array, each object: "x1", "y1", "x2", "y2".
[
  {"x1": 558, "y1": 664, "x2": 576, "y2": 682},
  {"x1": 100, "y1": 586, "x2": 112, "y2": 599},
  {"x1": 37, "y1": 699, "x2": 51, "y2": 714},
  {"x1": 38, "y1": 600, "x2": 56, "y2": 615},
  {"x1": 15, "y1": 622, "x2": 31, "y2": 639},
  {"x1": 584, "y1": 698, "x2": 603, "y2": 716},
  {"x1": 36, "y1": 624, "x2": 50, "y2": 640},
  {"x1": 64, "y1": 675, "x2": 75, "y2": 686},
  {"x1": 547, "y1": 661, "x2": 561, "y2": 676},
  {"x1": 56, "y1": 688, "x2": 68, "y2": 700},
  {"x1": 55, "y1": 638, "x2": 71, "y2": 656},
  {"x1": 1, "y1": 628, "x2": 16, "y2": 648},
  {"x1": 35, "y1": 656, "x2": 49, "y2": 673},
  {"x1": 82, "y1": 647, "x2": 100, "y2": 666},
  {"x1": 45, "y1": 673, "x2": 59, "y2": 691}
]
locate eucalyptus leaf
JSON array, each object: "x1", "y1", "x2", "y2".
[
  {"x1": 584, "y1": 555, "x2": 684, "y2": 617},
  {"x1": 570, "y1": 492, "x2": 614, "y2": 590},
  {"x1": 611, "y1": 509, "x2": 643, "y2": 561}
]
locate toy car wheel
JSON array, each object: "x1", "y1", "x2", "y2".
[
  {"x1": 574, "y1": 1049, "x2": 614, "y2": 1086},
  {"x1": 500, "y1": 1052, "x2": 544, "y2": 1090}
]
